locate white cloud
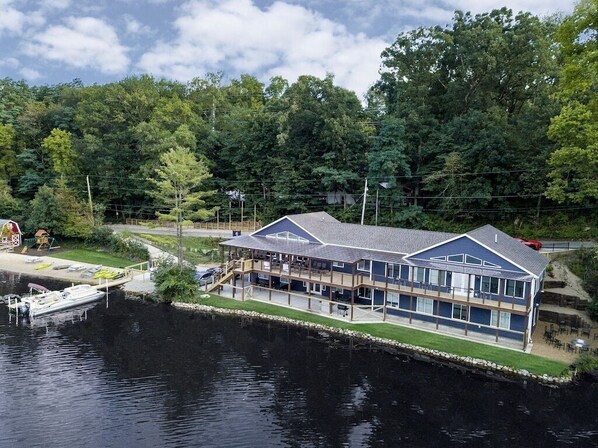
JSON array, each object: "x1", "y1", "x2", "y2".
[
  {"x1": 23, "y1": 16, "x2": 130, "y2": 74},
  {"x1": 0, "y1": 57, "x2": 20, "y2": 68},
  {"x1": 124, "y1": 15, "x2": 152, "y2": 35},
  {"x1": 137, "y1": 0, "x2": 387, "y2": 97},
  {"x1": 38, "y1": 0, "x2": 72, "y2": 10},
  {"x1": 0, "y1": 0, "x2": 26, "y2": 35},
  {"x1": 19, "y1": 67, "x2": 42, "y2": 80}
]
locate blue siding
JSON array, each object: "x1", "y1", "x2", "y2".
[
  {"x1": 510, "y1": 314, "x2": 526, "y2": 332},
  {"x1": 372, "y1": 261, "x2": 385, "y2": 277},
  {"x1": 470, "y1": 307, "x2": 491, "y2": 325},
  {"x1": 408, "y1": 236, "x2": 525, "y2": 273},
  {"x1": 373, "y1": 289, "x2": 385, "y2": 305},
  {"x1": 252, "y1": 217, "x2": 320, "y2": 243},
  {"x1": 399, "y1": 295, "x2": 412, "y2": 310},
  {"x1": 438, "y1": 302, "x2": 452, "y2": 318}
]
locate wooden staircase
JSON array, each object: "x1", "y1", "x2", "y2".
[{"x1": 206, "y1": 259, "x2": 243, "y2": 292}]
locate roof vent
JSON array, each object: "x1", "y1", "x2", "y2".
[{"x1": 495, "y1": 234, "x2": 498, "y2": 243}]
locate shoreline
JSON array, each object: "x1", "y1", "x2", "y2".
[
  {"x1": 0, "y1": 253, "x2": 112, "y2": 284},
  {"x1": 171, "y1": 301, "x2": 572, "y2": 386}
]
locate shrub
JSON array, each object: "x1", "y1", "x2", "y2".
[
  {"x1": 153, "y1": 262, "x2": 199, "y2": 303},
  {"x1": 85, "y1": 226, "x2": 114, "y2": 247},
  {"x1": 109, "y1": 236, "x2": 149, "y2": 261}
]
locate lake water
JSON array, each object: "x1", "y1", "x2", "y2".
[{"x1": 1, "y1": 273, "x2": 597, "y2": 447}]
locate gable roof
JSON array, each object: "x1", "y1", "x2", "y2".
[
  {"x1": 286, "y1": 211, "x2": 457, "y2": 255},
  {"x1": 225, "y1": 212, "x2": 548, "y2": 277},
  {"x1": 466, "y1": 224, "x2": 548, "y2": 277}
]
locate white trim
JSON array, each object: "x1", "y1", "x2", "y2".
[
  {"x1": 332, "y1": 261, "x2": 345, "y2": 268},
  {"x1": 250, "y1": 216, "x2": 324, "y2": 244},
  {"x1": 406, "y1": 234, "x2": 536, "y2": 278},
  {"x1": 287, "y1": 217, "x2": 325, "y2": 244}
]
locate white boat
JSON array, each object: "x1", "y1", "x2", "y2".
[{"x1": 8, "y1": 284, "x2": 105, "y2": 318}]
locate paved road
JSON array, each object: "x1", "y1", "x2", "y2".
[{"x1": 109, "y1": 224, "x2": 237, "y2": 239}]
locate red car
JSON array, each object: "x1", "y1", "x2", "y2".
[{"x1": 515, "y1": 237, "x2": 542, "y2": 251}]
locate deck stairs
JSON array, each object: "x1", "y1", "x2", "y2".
[{"x1": 206, "y1": 259, "x2": 242, "y2": 292}]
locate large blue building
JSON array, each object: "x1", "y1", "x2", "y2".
[{"x1": 219, "y1": 211, "x2": 548, "y2": 350}]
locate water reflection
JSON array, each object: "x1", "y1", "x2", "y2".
[{"x1": 1, "y1": 275, "x2": 597, "y2": 447}]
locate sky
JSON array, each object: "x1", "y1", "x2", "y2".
[{"x1": 0, "y1": 0, "x2": 577, "y2": 98}]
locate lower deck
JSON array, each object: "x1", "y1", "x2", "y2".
[{"x1": 212, "y1": 274, "x2": 529, "y2": 352}]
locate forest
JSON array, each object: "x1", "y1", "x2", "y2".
[{"x1": 0, "y1": 3, "x2": 596, "y2": 240}]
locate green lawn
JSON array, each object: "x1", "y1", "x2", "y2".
[
  {"x1": 136, "y1": 234, "x2": 223, "y2": 264},
  {"x1": 199, "y1": 295, "x2": 570, "y2": 377},
  {"x1": 51, "y1": 249, "x2": 135, "y2": 268}
]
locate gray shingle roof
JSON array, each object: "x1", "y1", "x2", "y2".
[
  {"x1": 224, "y1": 212, "x2": 548, "y2": 277},
  {"x1": 287, "y1": 212, "x2": 457, "y2": 254},
  {"x1": 466, "y1": 225, "x2": 548, "y2": 276}
]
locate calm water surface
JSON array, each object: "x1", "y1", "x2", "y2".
[{"x1": 1, "y1": 273, "x2": 597, "y2": 447}]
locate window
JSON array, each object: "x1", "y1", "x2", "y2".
[
  {"x1": 490, "y1": 310, "x2": 511, "y2": 329},
  {"x1": 430, "y1": 256, "x2": 446, "y2": 261},
  {"x1": 429, "y1": 269, "x2": 448, "y2": 286},
  {"x1": 452, "y1": 304, "x2": 468, "y2": 320},
  {"x1": 332, "y1": 261, "x2": 344, "y2": 268},
  {"x1": 505, "y1": 280, "x2": 525, "y2": 298},
  {"x1": 447, "y1": 254, "x2": 464, "y2": 263},
  {"x1": 483, "y1": 261, "x2": 500, "y2": 268},
  {"x1": 416, "y1": 297, "x2": 434, "y2": 314},
  {"x1": 357, "y1": 260, "x2": 371, "y2": 272},
  {"x1": 386, "y1": 263, "x2": 401, "y2": 278},
  {"x1": 413, "y1": 267, "x2": 425, "y2": 282},
  {"x1": 387, "y1": 292, "x2": 399, "y2": 307},
  {"x1": 480, "y1": 276, "x2": 499, "y2": 294},
  {"x1": 465, "y1": 255, "x2": 482, "y2": 265},
  {"x1": 358, "y1": 287, "x2": 372, "y2": 299},
  {"x1": 265, "y1": 231, "x2": 308, "y2": 243}
]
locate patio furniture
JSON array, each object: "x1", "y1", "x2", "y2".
[
  {"x1": 553, "y1": 339, "x2": 563, "y2": 350},
  {"x1": 570, "y1": 326, "x2": 579, "y2": 336},
  {"x1": 581, "y1": 327, "x2": 591, "y2": 338},
  {"x1": 566, "y1": 343, "x2": 575, "y2": 353}
]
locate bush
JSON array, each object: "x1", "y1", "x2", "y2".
[
  {"x1": 109, "y1": 236, "x2": 149, "y2": 261},
  {"x1": 85, "y1": 226, "x2": 114, "y2": 247},
  {"x1": 153, "y1": 262, "x2": 199, "y2": 303}
]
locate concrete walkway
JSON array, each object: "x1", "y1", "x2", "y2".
[{"x1": 109, "y1": 224, "x2": 235, "y2": 239}]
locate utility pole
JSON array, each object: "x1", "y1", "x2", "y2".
[
  {"x1": 86, "y1": 175, "x2": 95, "y2": 226},
  {"x1": 375, "y1": 189, "x2": 379, "y2": 226},
  {"x1": 360, "y1": 178, "x2": 368, "y2": 225}
]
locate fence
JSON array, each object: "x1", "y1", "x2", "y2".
[{"x1": 125, "y1": 219, "x2": 261, "y2": 231}]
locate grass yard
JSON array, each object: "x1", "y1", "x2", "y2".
[
  {"x1": 199, "y1": 295, "x2": 570, "y2": 377},
  {"x1": 136, "y1": 234, "x2": 223, "y2": 265},
  {"x1": 51, "y1": 249, "x2": 134, "y2": 268}
]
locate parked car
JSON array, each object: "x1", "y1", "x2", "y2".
[
  {"x1": 515, "y1": 237, "x2": 542, "y2": 251},
  {"x1": 195, "y1": 270, "x2": 216, "y2": 286}
]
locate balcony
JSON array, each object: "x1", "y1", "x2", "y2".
[{"x1": 233, "y1": 259, "x2": 528, "y2": 314}]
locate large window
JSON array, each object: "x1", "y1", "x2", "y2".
[
  {"x1": 358, "y1": 287, "x2": 372, "y2": 299},
  {"x1": 480, "y1": 276, "x2": 499, "y2": 294},
  {"x1": 429, "y1": 269, "x2": 448, "y2": 286},
  {"x1": 332, "y1": 261, "x2": 344, "y2": 268},
  {"x1": 387, "y1": 292, "x2": 399, "y2": 307},
  {"x1": 357, "y1": 260, "x2": 371, "y2": 272},
  {"x1": 490, "y1": 310, "x2": 511, "y2": 329},
  {"x1": 505, "y1": 280, "x2": 525, "y2": 298},
  {"x1": 416, "y1": 297, "x2": 434, "y2": 315},
  {"x1": 413, "y1": 267, "x2": 425, "y2": 282},
  {"x1": 386, "y1": 263, "x2": 401, "y2": 278},
  {"x1": 452, "y1": 304, "x2": 468, "y2": 320},
  {"x1": 266, "y1": 231, "x2": 308, "y2": 243}
]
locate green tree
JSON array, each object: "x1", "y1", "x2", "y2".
[
  {"x1": 546, "y1": 0, "x2": 598, "y2": 203},
  {"x1": 148, "y1": 146, "x2": 215, "y2": 268},
  {"x1": 26, "y1": 182, "x2": 92, "y2": 238},
  {"x1": 153, "y1": 262, "x2": 199, "y2": 303},
  {"x1": 0, "y1": 123, "x2": 17, "y2": 180},
  {"x1": 42, "y1": 128, "x2": 78, "y2": 180},
  {"x1": 0, "y1": 179, "x2": 23, "y2": 219}
]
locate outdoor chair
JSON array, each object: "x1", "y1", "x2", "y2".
[
  {"x1": 553, "y1": 339, "x2": 563, "y2": 350},
  {"x1": 570, "y1": 327, "x2": 579, "y2": 336},
  {"x1": 566, "y1": 343, "x2": 575, "y2": 353},
  {"x1": 559, "y1": 324, "x2": 567, "y2": 334},
  {"x1": 581, "y1": 327, "x2": 591, "y2": 338},
  {"x1": 592, "y1": 348, "x2": 598, "y2": 357}
]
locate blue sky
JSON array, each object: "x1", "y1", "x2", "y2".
[{"x1": 0, "y1": 0, "x2": 576, "y2": 98}]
